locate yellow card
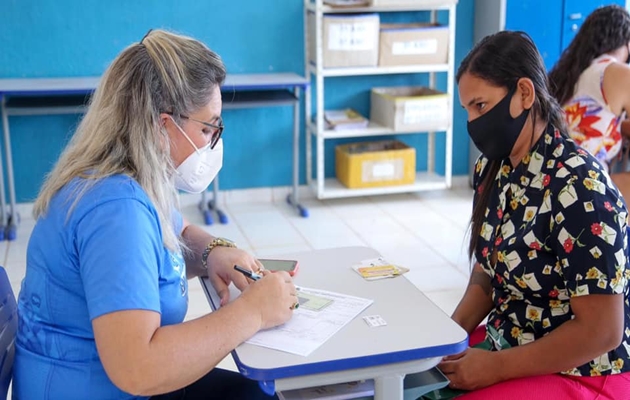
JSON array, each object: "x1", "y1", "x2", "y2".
[{"x1": 357, "y1": 265, "x2": 399, "y2": 278}]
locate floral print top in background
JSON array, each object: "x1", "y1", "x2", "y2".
[
  {"x1": 473, "y1": 125, "x2": 630, "y2": 376},
  {"x1": 563, "y1": 55, "x2": 623, "y2": 171}
]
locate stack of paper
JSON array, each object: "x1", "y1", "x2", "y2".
[
  {"x1": 324, "y1": 109, "x2": 369, "y2": 131},
  {"x1": 246, "y1": 286, "x2": 373, "y2": 356}
]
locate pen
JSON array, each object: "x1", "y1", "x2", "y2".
[{"x1": 234, "y1": 265, "x2": 262, "y2": 281}]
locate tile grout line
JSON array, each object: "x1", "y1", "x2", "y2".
[
  {"x1": 370, "y1": 197, "x2": 469, "y2": 272},
  {"x1": 220, "y1": 203, "x2": 260, "y2": 253},
  {"x1": 319, "y1": 200, "x2": 379, "y2": 250},
  {"x1": 225, "y1": 201, "x2": 311, "y2": 255},
  {"x1": 266, "y1": 200, "x2": 317, "y2": 253}
]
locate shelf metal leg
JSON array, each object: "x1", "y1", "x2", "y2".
[{"x1": 286, "y1": 88, "x2": 308, "y2": 218}]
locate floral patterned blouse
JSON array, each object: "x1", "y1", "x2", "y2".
[
  {"x1": 473, "y1": 125, "x2": 630, "y2": 376},
  {"x1": 563, "y1": 55, "x2": 623, "y2": 171}
]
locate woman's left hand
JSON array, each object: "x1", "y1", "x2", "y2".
[
  {"x1": 437, "y1": 348, "x2": 503, "y2": 391},
  {"x1": 205, "y1": 247, "x2": 265, "y2": 306}
]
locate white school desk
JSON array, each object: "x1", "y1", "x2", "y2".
[
  {"x1": 0, "y1": 73, "x2": 309, "y2": 239},
  {"x1": 200, "y1": 246, "x2": 468, "y2": 400}
]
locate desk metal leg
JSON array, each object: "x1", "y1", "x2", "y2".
[
  {"x1": 198, "y1": 178, "x2": 228, "y2": 225},
  {"x1": 286, "y1": 87, "x2": 308, "y2": 218},
  {"x1": 374, "y1": 374, "x2": 404, "y2": 400},
  {"x1": 0, "y1": 98, "x2": 17, "y2": 241},
  {"x1": 0, "y1": 98, "x2": 10, "y2": 241},
  {"x1": 199, "y1": 190, "x2": 213, "y2": 225},
  {"x1": 209, "y1": 177, "x2": 228, "y2": 224}
]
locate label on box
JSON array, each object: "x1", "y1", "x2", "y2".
[
  {"x1": 392, "y1": 39, "x2": 438, "y2": 55},
  {"x1": 371, "y1": 162, "x2": 396, "y2": 178},
  {"x1": 362, "y1": 159, "x2": 402, "y2": 182},
  {"x1": 403, "y1": 99, "x2": 448, "y2": 125},
  {"x1": 328, "y1": 22, "x2": 375, "y2": 51}
]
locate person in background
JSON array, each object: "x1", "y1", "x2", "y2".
[
  {"x1": 549, "y1": 5, "x2": 630, "y2": 201},
  {"x1": 13, "y1": 29, "x2": 298, "y2": 400},
  {"x1": 435, "y1": 30, "x2": 630, "y2": 399}
]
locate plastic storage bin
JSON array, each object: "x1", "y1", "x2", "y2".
[{"x1": 336, "y1": 140, "x2": 416, "y2": 188}]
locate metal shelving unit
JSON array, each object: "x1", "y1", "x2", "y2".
[{"x1": 304, "y1": 0, "x2": 457, "y2": 199}]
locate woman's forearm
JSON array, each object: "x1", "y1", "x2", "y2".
[
  {"x1": 141, "y1": 300, "x2": 259, "y2": 395},
  {"x1": 94, "y1": 298, "x2": 260, "y2": 397},
  {"x1": 181, "y1": 223, "x2": 216, "y2": 279},
  {"x1": 496, "y1": 294, "x2": 624, "y2": 381},
  {"x1": 451, "y1": 263, "x2": 494, "y2": 335}
]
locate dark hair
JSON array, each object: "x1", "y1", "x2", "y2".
[
  {"x1": 549, "y1": 5, "x2": 630, "y2": 105},
  {"x1": 457, "y1": 31, "x2": 568, "y2": 261}
]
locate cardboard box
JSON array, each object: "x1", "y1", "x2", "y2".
[
  {"x1": 336, "y1": 140, "x2": 416, "y2": 188},
  {"x1": 370, "y1": 86, "x2": 449, "y2": 132},
  {"x1": 379, "y1": 23, "x2": 449, "y2": 66},
  {"x1": 308, "y1": 12, "x2": 380, "y2": 68}
]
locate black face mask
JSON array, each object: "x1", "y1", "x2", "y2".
[{"x1": 467, "y1": 86, "x2": 530, "y2": 161}]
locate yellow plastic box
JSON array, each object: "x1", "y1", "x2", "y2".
[{"x1": 335, "y1": 140, "x2": 416, "y2": 188}]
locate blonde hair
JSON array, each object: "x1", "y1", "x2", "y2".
[{"x1": 33, "y1": 29, "x2": 226, "y2": 250}]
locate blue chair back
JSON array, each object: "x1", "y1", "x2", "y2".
[{"x1": 0, "y1": 267, "x2": 17, "y2": 400}]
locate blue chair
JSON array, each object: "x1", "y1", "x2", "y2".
[{"x1": 0, "y1": 267, "x2": 17, "y2": 400}]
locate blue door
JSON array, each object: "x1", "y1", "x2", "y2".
[
  {"x1": 561, "y1": 0, "x2": 627, "y2": 50},
  {"x1": 506, "y1": 0, "x2": 564, "y2": 70}
]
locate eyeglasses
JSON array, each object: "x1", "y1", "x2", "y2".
[{"x1": 166, "y1": 112, "x2": 224, "y2": 150}]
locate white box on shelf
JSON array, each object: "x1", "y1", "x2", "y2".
[
  {"x1": 379, "y1": 23, "x2": 449, "y2": 66},
  {"x1": 304, "y1": 0, "x2": 457, "y2": 200},
  {"x1": 370, "y1": 86, "x2": 450, "y2": 132},
  {"x1": 308, "y1": 12, "x2": 380, "y2": 68}
]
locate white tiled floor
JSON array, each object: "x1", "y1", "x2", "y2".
[{"x1": 7, "y1": 178, "x2": 474, "y2": 373}]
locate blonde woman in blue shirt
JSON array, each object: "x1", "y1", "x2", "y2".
[{"x1": 14, "y1": 29, "x2": 296, "y2": 400}]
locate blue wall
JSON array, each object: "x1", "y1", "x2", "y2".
[{"x1": 0, "y1": 0, "x2": 474, "y2": 202}]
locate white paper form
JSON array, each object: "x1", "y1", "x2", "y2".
[{"x1": 246, "y1": 287, "x2": 373, "y2": 357}]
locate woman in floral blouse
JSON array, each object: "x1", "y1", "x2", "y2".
[
  {"x1": 549, "y1": 5, "x2": 630, "y2": 201},
  {"x1": 439, "y1": 31, "x2": 630, "y2": 398}
]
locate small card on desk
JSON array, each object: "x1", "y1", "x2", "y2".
[
  {"x1": 363, "y1": 315, "x2": 387, "y2": 328},
  {"x1": 352, "y1": 257, "x2": 409, "y2": 281}
]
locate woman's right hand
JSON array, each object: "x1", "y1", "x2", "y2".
[{"x1": 238, "y1": 270, "x2": 296, "y2": 330}]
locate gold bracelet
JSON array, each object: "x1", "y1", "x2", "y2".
[{"x1": 201, "y1": 237, "x2": 236, "y2": 268}]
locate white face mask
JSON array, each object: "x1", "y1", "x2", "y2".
[{"x1": 171, "y1": 118, "x2": 223, "y2": 193}]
